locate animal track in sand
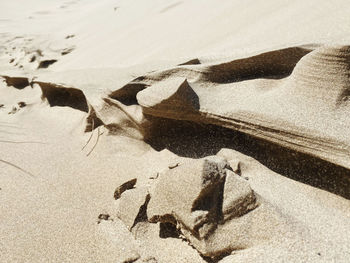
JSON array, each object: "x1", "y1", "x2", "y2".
[
  {"x1": 0, "y1": 33, "x2": 75, "y2": 70},
  {"x1": 37, "y1": 59, "x2": 57, "y2": 69}
]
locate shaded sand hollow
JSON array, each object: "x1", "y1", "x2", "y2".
[{"x1": 0, "y1": 0, "x2": 350, "y2": 262}]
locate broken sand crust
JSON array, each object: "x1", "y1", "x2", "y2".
[{"x1": 114, "y1": 155, "x2": 306, "y2": 259}]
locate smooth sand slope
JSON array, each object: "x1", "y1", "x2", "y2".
[{"x1": 1, "y1": 0, "x2": 350, "y2": 262}]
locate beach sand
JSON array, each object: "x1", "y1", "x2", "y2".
[{"x1": 1, "y1": 1, "x2": 349, "y2": 262}]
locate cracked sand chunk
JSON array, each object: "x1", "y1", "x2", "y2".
[
  {"x1": 222, "y1": 170, "x2": 258, "y2": 221},
  {"x1": 146, "y1": 156, "x2": 261, "y2": 258},
  {"x1": 147, "y1": 157, "x2": 229, "y2": 238},
  {"x1": 116, "y1": 186, "x2": 150, "y2": 230}
]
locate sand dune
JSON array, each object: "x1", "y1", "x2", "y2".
[
  {"x1": 1, "y1": 0, "x2": 350, "y2": 262},
  {"x1": 133, "y1": 45, "x2": 350, "y2": 172}
]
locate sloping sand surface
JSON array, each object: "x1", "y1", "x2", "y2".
[{"x1": 1, "y1": 0, "x2": 350, "y2": 262}]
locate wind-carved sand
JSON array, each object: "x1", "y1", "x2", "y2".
[
  {"x1": 128, "y1": 46, "x2": 350, "y2": 169},
  {"x1": 113, "y1": 149, "x2": 349, "y2": 262},
  {"x1": 1, "y1": 1, "x2": 350, "y2": 262},
  {"x1": 1, "y1": 44, "x2": 350, "y2": 262}
]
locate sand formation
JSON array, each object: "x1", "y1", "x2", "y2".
[
  {"x1": 4, "y1": 44, "x2": 350, "y2": 170},
  {"x1": 1, "y1": 1, "x2": 350, "y2": 262},
  {"x1": 115, "y1": 155, "x2": 265, "y2": 259},
  {"x1": 113, "y1": 150, "x2": 343, "y2": 262},
  {"x1": 117, "y1": 45, "x2": 350, "y2": 170},
  {"x1": 1, "y1": 44, "x2": 350, "y2": 262}
]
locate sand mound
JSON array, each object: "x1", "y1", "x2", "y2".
[{"x1": 118, "y1": 45, "x2": 350, "y2": 172}]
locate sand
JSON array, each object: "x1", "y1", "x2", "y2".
[{"x1": 1, "y1": 0, "x2": 350, "y2": 262}]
